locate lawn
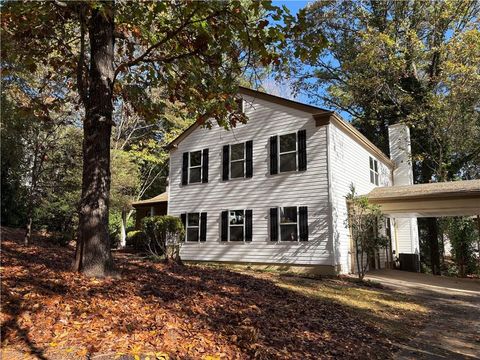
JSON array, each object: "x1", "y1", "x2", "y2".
[{"x1": 1, "y1": 227, "x2": 428, "y2": 359}]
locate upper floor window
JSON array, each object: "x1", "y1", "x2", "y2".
[
  {"x1": 230, "y1": 143, "x2": 245, "y2": 179},
  {"x1": 182, "y1": 149, "x2": 209, "y2": 185},
  {"x1": 222, "y1": 141, "x2": 253, "y2": 180},
  {"x1": 189, "y1": 151, "x2": 202, "y2": 183},
  {"x1": 279, "y1": 133, "x2": 297, "y2": 172},
  {"x1": 369, "y1": 157, "x2": 379, "y2": 185},
  {"x1": 270, "y1": 130, "x2": 307, "y2": 175}
]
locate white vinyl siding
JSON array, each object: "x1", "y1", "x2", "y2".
[
  {"x1": 327, "y1": 122, "x2": 392, "y2": 274},
  {"x1": 169, "y1": 95, "x2": 331, "y2": 266}
]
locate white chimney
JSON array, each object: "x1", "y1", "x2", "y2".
[{"x1": 388, "y1": 123, "x2": 413, "y2": 186}]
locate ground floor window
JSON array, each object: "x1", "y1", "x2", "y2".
[
  {"x1": 280, "y1": 206, "x2": 298, "y2": 241},
  {"x1": 229, "y1": 209, "x2": 245, "y2": 241},
  {"x1": 186, "y1": 213, "x2": 200, "y2": 242}
]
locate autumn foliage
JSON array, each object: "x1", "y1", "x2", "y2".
[{"x1": 1, "y1": 227, "x2": 394, "y2": 359}]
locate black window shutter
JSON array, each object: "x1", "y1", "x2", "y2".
[
  {"x1": 269, "y1": 136, "x2": 278, "y2": 175},
  {"x1": 245, "y1": 140, "x2": 253, "y2": 178},
  {"x1": 221, "y1": 211, "x2": 228, "y2": 241},
  {"x1": 180, "y1": 213, "x2": 187, "y2": 241},
  {"x1": 298, "y1": 129, "x2": 307, "y2": 171},
  {"x1": 299, "y1": 206, "x2": 309, "y2": 241},
  {"x1": 202, "y1": 148, "x2": 209, "y2": 183},
  {"x1": 200, "y1": 212, "x2": 207, "y2": 242},
  {"x1": 222, "y1": 145, "x2": 229, "y2": 181},
  {"x1": 245, "y1": 209, "x2": 253, "y2": 242},
  {"x1": 270, "y1": 208, "x2": 278, "y2": 241},
  {"x1": 182, "y1": 153, "x2": 188, "y2": 185}
]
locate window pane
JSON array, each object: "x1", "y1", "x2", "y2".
[
  {"x1": 230, "y1": 226, "x2": 244, "y2": 241},
  {"x1": 230, "y1": 143, "x2": 244, "y2": 161},
  {"x1": 280, "y1": 207, "x2": 297, "y2": 224},
  {"x1": 229, "y1": 210, "x2": 244, "y2": 225},
  {"x1": 280, "y1": 224, "x2": 297, "y2": 241},
  {"x1": 187, "y1": 227, "x2": 199, "y2": 242},
  {"x1": 190, "y1": 151, "x2": 201, "y2": 166},
  {"x1": 280, "y1": 133, "x2": 296, "y2": 152},
  {"x1": 370, "y1": 171, "x2": 375, "y2": 184},
  {"x1": 188, "y1": 213, "x2": 199, "y2": 226},
  {"x1": 189, "y1": 167, "x2": 201, "y2": 183},
  {"x1": 369, "y1": 157, "x2": 373, "y2": 170},
  {"x1": 374, "y1": 160, "x2": 378, "y2": 172},
  {"x1": 375, "y1": 173, "x2": 379, "y2": 185},
  {"x1": 231, "y1": 161, "x2": 244, "y2": 178},
  {"x1": 280, "y1": 152, "x2": 296, "y2": 172}
]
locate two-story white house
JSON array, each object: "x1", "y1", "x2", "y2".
[{"x1": 165, "y1": 87, "x2": 419, "y2": 275}]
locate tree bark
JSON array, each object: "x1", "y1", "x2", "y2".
[
  {"x1": 426, "y1": 217, "x2": 441, "y2": 275},
  {"x1": 75, "y1": 3, "x2": 116, "y2": 277}
]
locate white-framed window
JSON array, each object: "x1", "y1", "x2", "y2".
[
  {"x1": 189, "y1": 150, "x2": 202, "y2": 183},
  {"x1": 186, "y1": 212, "x2": 200, "y2": 242},
  {"x1": 230, "y1": 143, "x2": 245, "y2": 179},
  {"x1": 369, "y1": 157, "x2": 379, "y2": 185},
  {"x1": 229, "y1": 209, "x2": 245, "y2": 241},
  {"x1": 279, "y1": 132, "x2": 297, "y2": 172},
  {"x1": 279, "y1": 206, "x2": 298, "y2": 241}
]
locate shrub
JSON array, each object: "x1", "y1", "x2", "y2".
[
  {"x1": 126, "y1": 230, "x2": 147, "y2": 251},
  {"x1": 142, "y1": 215, "x2": 185, "y2": 263}
]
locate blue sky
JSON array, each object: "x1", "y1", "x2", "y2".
[{"x1": 267, "y1": 1, "x2": 352, "y2": 120}]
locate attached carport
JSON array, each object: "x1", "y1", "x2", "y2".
[
  {"x1": 367, "y1": 179, "x2": 480, "y2": 218},
  {"x1": 367, "y1": 179, "x2": 480, "y2": 272}
]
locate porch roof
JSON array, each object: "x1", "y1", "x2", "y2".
[
  {"x1": 367, "y1": 180, "x2": 480, "y2": 217},
  {"x1": 131, "y1": 192, "x2": 168, "y2": 207}
]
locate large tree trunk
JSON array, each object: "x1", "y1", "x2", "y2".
[
  {"x1": 75, "y1": 3, "x2": 115, "y2": 277},
  {"x1": 426, "y1": 217, "x2": 441, "y2": 275}
]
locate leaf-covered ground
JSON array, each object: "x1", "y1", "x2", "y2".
[{"x1": 1, "y1": 227, "x2": 426, "y2": 359}]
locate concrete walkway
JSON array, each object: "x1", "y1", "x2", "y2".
[{"x1": 365, "y1": 270, "x2": 480, "y2": 359}]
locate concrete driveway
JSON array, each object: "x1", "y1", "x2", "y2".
[{"x1": 365, "y1": 270, "x2": 480, "y2": 359}]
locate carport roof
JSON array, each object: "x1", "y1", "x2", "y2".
[{"x1": 367, "y1": 180, "x2": 480, "y2": 217}]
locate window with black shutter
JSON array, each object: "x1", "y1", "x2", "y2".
[
  {"x1": 183, "y1": 149, "x2": 209, "y2": 185},
  {"x1": 299, "y1": 206, "x2": 308, "y2": 241},
  {"x1": 270, "y1": 136, "x2": 278, "y2": 175},
  {"x1": 230, "y1": 143, "x2": 245, "y2": 179},
  {"x1": 186, "y1": 213, "x2": 200, "y2": 242},
  {"x1": 222, "y1": 145, "x2": 229, "y2": 181},
  {"x1": 245, "y1": 209, "x2": 253, "y2": 242},
  {"x1": 200, "y1": 212, "x2": 207, "y2": 242},
  {"x1": 245, "y1": 140, "x2": 253, "y2": 178},
  {"x1": 271, "y1": 206, "x2": 309, "y2": 242},
  {"x1": 221, "y1": 211, "x2": 228, "y2": 241},
  {"x1": 182, "y1": 153, "x2": 188, "y2": 185},
  {"x1": 298, "y1": 130, "x2": 307, "y2": 171},
  {"x1": 183, "y1": 212, "x2": 207, "y2": 242},
  {"x1": 270, "y1": 208, "x2": 278, "y2": 241},
  {"x1": 271, "y1": 130, "x2": 307, "y2": 174},
  {"x1": 202, "y1": 148, "x2": 209, "y2": 183},
  {"x1": 223, "y1": 141, "x2": 253, "y2": 180}
]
